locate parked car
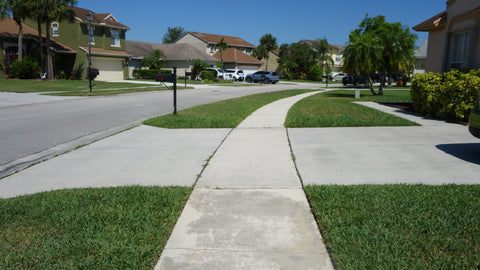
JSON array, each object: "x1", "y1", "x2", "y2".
[
  {"x1": 245, "y1": 71, "x2": 279, "y2": 84},
  {"x1": 332, "y1": 73, "x2": 347, "y2": 81},
  {"x1": 468, "y1": 90, "x2": 480, "y2": 138},
  {"x1": 225, "y1": 69, "x2": 244, "y2": 81},
  {"x1": 342, "y1": 74, "x2": 367, "y2": 86},
  {"x1": 201, "y1": 67, "x2": 231, "y2": 80}
]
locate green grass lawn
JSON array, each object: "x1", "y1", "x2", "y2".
[
  {"x1": 0, "y1": 79, "x2": 168, "y2": 93},
  {"x1": 144, "y1": 89, "x2": 314, "y2": 128},
  {"x1": 305, "y1": 184, "x2": 480, "y2": 269},
  {"x1": 0, "y1": 186, "x2": 192, "y2": 269},
  {"x1": 285, "y1": 90, "x2": 418, "y2": 127}
]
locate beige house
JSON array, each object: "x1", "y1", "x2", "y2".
[
  {"x1": 413, "y1": 0, "x2": 480, "y2": 72},
  {"x1": 174, "y1": 32, "x2": 262, "y2": 73}
]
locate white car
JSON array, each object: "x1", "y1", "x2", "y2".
[
  {"x1": 203, "y1": 68, "x2": 232, "y2": 80},
  {"x1": 332, "y1": 73, "x2": 347, "y2": 81},
  {"x1": 225, "y1": 69, "x2": 245, "y2": 81}
]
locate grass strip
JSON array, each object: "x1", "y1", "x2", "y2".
[
  {"x1": 0, "y1": 79, "x2": 163, "y2": 93},
  {"x1": 285, "y1": 90, "x2": 418, "y2": 127},
  {"x1": 305, "y1": 184, "x2": 480, "y2": 270},
  {"x1": 0, "y1": 186, "x2": 192, "y2": 269},
  {"x1": 143, "y1": 89, "x2": 313, "y2": 128}
]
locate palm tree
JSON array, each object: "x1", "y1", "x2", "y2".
[
  {"x1": 35, "y1": 0, "x2": 76, "y2": 79},
  {"x1": 214, "y1": 37, "x2": 228, "y2": 69},
  {"x1": 343, "y1": 32, "x2": 382, "y2": 95},
  {"x1": 0, "y1": 0, "x2": 31, "y2": 61},
  {"x1": 258, "y1": 33, "x2": 277, "y2": 70},
  {"x1": 313, "y1": 37, "x2": 335, "y2": 77}
]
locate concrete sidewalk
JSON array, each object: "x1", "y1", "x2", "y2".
[{"x1": 155, "y1": 91, "x2": 334, "y2": 269}]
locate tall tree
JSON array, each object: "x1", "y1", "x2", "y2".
[
  {"x1": 162, "y1": 26, "x2": 185, "y2": 44},
  {"x1": 258, "y1": 33, "x2": 277, "y2": 70},
  {"x1": 36, "y1": 0, "x2": 76, "y2": 79},
  {"x1": 214, "y1": 37, "x2": 228, "y2": 69},
  {"x1": 343, "y1": 15, "x2": 417, "y2": 95},
  {"x1": 312, "y1": 37, "x2": 335, "y2": 76},
  {"x1": 278, "y1": 42, "x2": 317, "y2": 80},
  {"x1": 343, "y1": 32, "x2": 382, "y2": 94},
  {"x1": 0, "y1": 0, "x2": 31, "y2": 61}
]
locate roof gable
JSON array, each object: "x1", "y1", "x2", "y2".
[
  {"x1": 183, "y1": 32, "x2": 255, "y2": 48},
  {"x1": 69, "y1": 6, "x2": 129, "y2": 30},
  {"x1": 413, "y1": 10, "x2": 447, "y2": 32},
  {"x1": 212, "y1": 48, "x2": 262, "y2": 65}
]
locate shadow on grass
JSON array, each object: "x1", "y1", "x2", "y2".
[{"x1": 436, "y1": 143, "x2": 480, "y2": 165}]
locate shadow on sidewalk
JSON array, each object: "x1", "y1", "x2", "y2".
[{"x1": 436, "y1": 143, "x2": 480, "y2": 165}]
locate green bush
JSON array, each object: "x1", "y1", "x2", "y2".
[
  {"x1": 9, "y1": 57, "x2": 40, "y2": 79},
  {"x1": 411, "y1": 69, "x2": 480, "y2": 121},
  {"x1": 307, "y1": 65, "x2": 323, "y2": 81},
  {"x1": 132, "y1": 69, "x2": 171, "y2": 79},
  {"x1": 200, "y1": 69, "x2": 216, "y2": 81}
]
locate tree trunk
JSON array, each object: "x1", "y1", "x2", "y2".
[
  {"x1": 368, "y1": 76, "x2": 377, "y2": 95},
  {"x1": 46, "y1": 20, "x2": 54, "y2": 80},
  {"x1": 37, "y1": 20, "x2": 45, "y2": 74},
  {"x1": 13, "y1": 14, "x2": 23, "y2": 62}
]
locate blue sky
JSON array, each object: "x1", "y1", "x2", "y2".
[{"x1": 77, "y1": 0, "x2": 446, "y2": 47}]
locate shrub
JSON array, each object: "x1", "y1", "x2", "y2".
[
  {"x1": 132, "y1": 69, "x2": 171, "y2": 79},
  {"x1": 9, "y1": 57, "x2": 40, "y2": 79},
  {"x1": 200, "y1": 69, "x2": 216, "y2": 81},
  {"x1": 411, "y1": 69, "x2": 480, "y2": 121},
  {"x1": 307, "y1": 65, "x2": 323, "y2": 81}
]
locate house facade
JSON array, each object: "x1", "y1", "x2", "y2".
[
  {"x1": 0, "y1": 18, "x2": 75, "y2": 78},
  {"x1": 24, "y1": 6, "x2": 130, "y2": 80},
  {"x1": 175, "y1": 32, "x2": 262, "y2": 74},
  {"x1": 126, "y1": 40, "x2": 218, "y2": 78},
  {"x1": 413, "y1": 0, "x2": 480, "y2": 72}
]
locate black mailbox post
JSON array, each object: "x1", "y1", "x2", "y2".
[{"x1": 155, "y1": 68, "x2": 178, "y2": 114}]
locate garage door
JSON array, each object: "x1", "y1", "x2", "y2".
[
  {"x1": 239, "y1": 65, "x2": 258, "y2": 76},
  {"x1": 91, "y1": 57, "x2": 124, "y2": 81}
]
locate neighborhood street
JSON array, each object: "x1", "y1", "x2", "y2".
[{"x1": 0, "y1": 82, "x2": 322, "y2": 177}]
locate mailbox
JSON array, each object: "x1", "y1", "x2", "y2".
[{"x1": 155, "y1": 73, "x2": 175, "y2": 83}]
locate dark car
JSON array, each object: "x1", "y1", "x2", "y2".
[
  {"x1": 342, "y1": 74, "x2": 367, "y2": 86},
  {"x1": 246, "y1": 71, "x2": 279, "y2": 84}
]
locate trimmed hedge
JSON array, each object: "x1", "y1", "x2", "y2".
[
  {"x1": 411, "y1": 69, "x2": 480, "y2": 121},
  {"x1": 132, "y1": 69, "x2": 171, "y2": 79}
]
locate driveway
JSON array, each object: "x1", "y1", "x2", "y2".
[{"x1": 289, "y1": 103, "x2": 480, "y2": 185}]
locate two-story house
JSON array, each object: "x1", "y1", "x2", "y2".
[
  {"x1": 24, "y1": 6, "x2": 131, "y2": 81},
  {"x1": 175, "y1": 32, "x2": 262, "y2": 74},
  {"x1": 413, "y1": 0, "x2": 480, "y2": 72}
]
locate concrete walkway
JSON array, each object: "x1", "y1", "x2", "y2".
[{"x1": 155, "y1": 91, "x2": 334, "y2": 269}]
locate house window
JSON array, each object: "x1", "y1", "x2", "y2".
[
  {"x1": 450, "y1": 31, "x2": 470, "y2": 70},
  {"x1": 111, "y1": 29, "x2": 120, "y2": 47},
  {"x1": 335, "y1": 54, "x2": 341, "y2": 62},
  {"x1": 51, "y1": 22, "x2": 59, "y2": 36},
  {"x1": 209, "y1": 44, "x2": 215, "y2": 53},
  {"x1": 88, "y1": 26, "x2": 95, "y2": 45},
  {"x1": 244, "y1": 48, "x2": 252, "y2": 55}
]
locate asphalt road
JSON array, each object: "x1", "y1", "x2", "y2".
[{"x1": 0, "y1": 82, "x2": 322, "y2": 177}]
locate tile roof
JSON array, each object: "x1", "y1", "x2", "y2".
[
  {"x1": 0, "y1": 17, "x2": 75, "y2": 53},
  {"x1": 413, "y1": 11, "x2": 447, "y2": 32},
  {"x1": 69, "y1": 6, "x2": 129, "y2": 30},
  {"x1": 185, "y1": 32, "x2": 255, "y2": 48},
  {"x1": 213, "y1": 48, "x2": 262, "y2": 65},
  {"x1": 126, "y1": 40, "x2": 218, "y2": 62}
]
